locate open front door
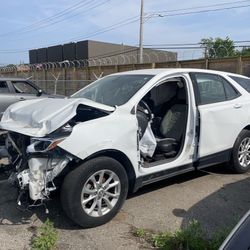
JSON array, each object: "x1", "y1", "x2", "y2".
[{"x1": 138, "y1": 74, "x2": 197, "y2": 177}]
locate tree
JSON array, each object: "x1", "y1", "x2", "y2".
[
  {"x1": 200, "y1": 37, "x2": 236, "y2": 59},
  {"x1": 241, "y1": 47, "x2": 250, "y2": 56}
]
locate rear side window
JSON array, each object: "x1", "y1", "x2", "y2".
[
  {"x1": 222, "y1": 77, "x2": 239, "y2": 100},
  {"x1": 229, "y1": 75, "x2": 250, "y2": 93},
  {"x1": 192, "y1": 73, "x2": 239, "y2": 105},
  {"x1": 0, "y1": 81, "x2": 10, "y2": 93}
]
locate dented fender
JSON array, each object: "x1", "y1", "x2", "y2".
[{"x1": 58, "y1": 107, "x2": 139, "y2": 174}]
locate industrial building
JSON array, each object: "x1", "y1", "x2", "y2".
[{"x1": 29, "y1": 40, "x2": 177, "y2": 65}]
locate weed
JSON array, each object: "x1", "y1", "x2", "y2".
[
  {"x1": 135, "y1": 228, "x2": 146, "y2": 238},
  {"x1": 31, "y1": 219, "x2": 58, "y2": 250},
  {"x1": 134, "y1": 220, "x2": 233, "y2": 250}
]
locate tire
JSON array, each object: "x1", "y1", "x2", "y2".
[
  {"x1": 231, "y1": 129, "x2": 250, "y2": 173},
  {"x1": 60, "y1": 156, "x2": 128, "y2": 228}
]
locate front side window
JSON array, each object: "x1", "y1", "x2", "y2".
[
  {"x1": 12, "y1": 81, "x2": 38, "y2": 94},
  {"x1": 71, "y1": 75, "x2": 153, "y2": 106},
  {"x1": 229, "y1": 75, "x2": 250, "y2": 93},
  {"x1": 192, "y1": 73, "x2": 239, "y2": 105},
  {"x1": 0, "y1": 81, "x2": 10, "y2": 93}
]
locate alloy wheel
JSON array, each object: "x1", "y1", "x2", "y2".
[
  {"x1": 238, "y1": 137, "x2": 250, "y2": 168},
  {"x1": 81, "y1": 169, "x2": 121, "y2": 217}
]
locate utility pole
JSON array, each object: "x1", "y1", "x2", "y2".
[{"x1": 139, "y1": 0, "x2": 144, "y2": 64}]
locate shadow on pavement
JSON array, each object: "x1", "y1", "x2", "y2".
[
  {"x1": 0, "y1": 164, "x2": 249, "y2": 232},
  {"x1": 0, "y1": 179, "x2": 80, "y2": 230},
  {"x1": 172, "y1": 173, "x2": 250, "y2": 235},
  {"x1": 128, "y1": 163, "x2": 231, "y2": 198}
]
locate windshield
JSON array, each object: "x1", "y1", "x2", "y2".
[{"x1": 71, "y1": 74, "x2": 153, "y2": 106}]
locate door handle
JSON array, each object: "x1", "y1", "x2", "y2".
[
  {"x1": 234, "y1": 104, "x2": 242, "y2": 109},
  {"x1": 19, "y1": 97, "x2": 26, "y2": 101}
]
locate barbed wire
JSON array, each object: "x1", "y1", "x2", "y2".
[
  {"x1": 0, "y1": 45, "x2": 249, "y2": 73},
  {"x1": 0, "y1": 50, "x2": 177, "y2": 72}
]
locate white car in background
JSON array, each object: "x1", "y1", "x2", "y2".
[{"x1": 0, "y1": 68, "x2": 250, "y2": 228}]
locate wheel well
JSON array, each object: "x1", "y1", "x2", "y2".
[
  {"x1": 84, "y1": 150, "x2": 136, "y2": 193},
  {"x1": 243, "y1": 125, "x2": 250, "y2": 131}
]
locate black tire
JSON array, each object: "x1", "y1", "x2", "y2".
[
  {"x1": 231, "y1": 129, "x2": 250, "y2": 173},
  {"x1": 60, "y1": 156, "x2": 128, "y2": 228}
]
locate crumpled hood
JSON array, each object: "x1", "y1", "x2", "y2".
[{"x1": 0, "y1": 98, "x2": 114, "y2": 137}]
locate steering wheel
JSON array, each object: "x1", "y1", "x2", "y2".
[{"x1": 138, "y1": 100, "x2": 152, "y2": 121}]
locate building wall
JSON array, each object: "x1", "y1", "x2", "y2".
[
  {"x1": 29, "y1": 40, "x2": 177, "y2": 65},
  {"x1": 76, "y1": 41, "x2": 88, "y2": 60}
]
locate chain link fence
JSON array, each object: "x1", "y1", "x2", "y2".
[{"x1": 32, "y1": 79, "x2": 93, "y2": 96}]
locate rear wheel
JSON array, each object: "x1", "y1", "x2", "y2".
[
  {"x1": 60, "y1": 157, "x2": 128, "y2": 228},
  {"x1": 231, "y1": 130, "x2": 250, "y2": 173}
]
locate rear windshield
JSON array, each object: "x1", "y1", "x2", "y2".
[{"x1": 229, "y1": 75, "x2": 250, "y2": 93}]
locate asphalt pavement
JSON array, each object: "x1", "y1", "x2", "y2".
[{"x1": 0, "y1": 164, "x2": 250, "y2": 250}]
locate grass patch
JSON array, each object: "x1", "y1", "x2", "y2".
[
  {"x1": 135, "y1": 228, "x2": 146, "y2": 238},
  {"x1": 133, "y1": 220, "x2": 233, "y2": 250},
  {"x1": 31, "y1": 219, "x2": 58, "y2": 250}
]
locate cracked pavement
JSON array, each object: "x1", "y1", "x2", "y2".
[{"x1": 0, "y1": 164, "x2": 250, "y2": 249}]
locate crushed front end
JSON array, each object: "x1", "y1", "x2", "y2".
[
  {"x1": 0, "y1": 98, "x2": 115, "y2": 211},
  {"x1": 5, "y1": 125, "x2": 76, "y2": 209}
]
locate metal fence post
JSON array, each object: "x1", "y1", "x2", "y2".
[
  {"x1": 237, "y1": 56, "x2": 243, "y2": 74},
  {"x1": 63, "y1": 68, "x2": 66, "y2": 96}
]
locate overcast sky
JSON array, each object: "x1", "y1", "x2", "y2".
[{"x1": 0, "y1": 0, "x2": 249, "y2": 64}]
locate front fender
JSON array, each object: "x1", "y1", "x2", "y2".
[{"x1": 58, "y1": 109, "x2": 139, "y2": 172}]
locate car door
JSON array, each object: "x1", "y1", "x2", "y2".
[
  {"x1": 0, "y1": 81, "x2": 18, "y2": 117},
  {"x1": 190, "y1": 72, "x2": 245, "y2": 159},
  {"x1": 136, "y1": 73, "x2": 198, "y2": 178},
  {"x1": 11, "y1": 80, "x2": 40, "y2": 101}
]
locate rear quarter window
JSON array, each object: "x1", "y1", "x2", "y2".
[{"x1": 229, "y1": 75, "x2": 250, "y2": 93}]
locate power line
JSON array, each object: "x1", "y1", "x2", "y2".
[
  {"x1": 13, "y1": 1, "x2": 109, "y2": 36},
  {"x1": 1, "y1": 1, "x2": 250, "y2": 53},
  {"x1": 26, "y1": 3, "x2": 250, "y2": 45},
  {"x1": 145, "y1": 43, "x2": 201, "y2": 47},
  {"x1": 44, "y1": 15, "x2": 140, "y2": 47},
  {"x1": 89, "y1": 48, "x2": 138, "y2": 59},
  {"x1": 8, "y1": 38, "x2": 248, "y2": 53},
  {"x1": 0, "y1": 0, "x2": 104, "y2": 38},
  {"x1": 0, "y1": 15, "x2": 140, "y2": 53},
  {"x1": 149, "y1": 0, "x2": 250, "y2": 14},
  {"x1": 151, "y1": 4, "x2": 250, "y2": 18},
  {"x1": 144, "y1": 41, "x2": 250, "y2": 47},
  {"x1": 2, "y1": 0, "x2": 246, "y2": 40},
  {"x1": 139, "y1": 45, "x2": 250, "y2": 50}
]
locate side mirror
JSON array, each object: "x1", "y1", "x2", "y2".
[{"x1": 37, "y1": 89, "x2": 43, "y2": 97}]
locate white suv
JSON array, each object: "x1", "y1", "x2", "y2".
[{"x1": 1, "y1": 68, "x2": 250, "y2": 228}]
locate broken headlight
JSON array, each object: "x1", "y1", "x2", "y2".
[
  {"x1": 27, "y1": 123, "x2": 72, "y2": 153},
  {"x1": 27, "y1": 137, "x2": 65, "y2": 153}
]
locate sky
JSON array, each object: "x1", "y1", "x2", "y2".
[{"x1": 0, "y1": 0, "x2": 250, "y2": 64}]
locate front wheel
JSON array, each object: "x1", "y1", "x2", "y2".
[
  {"x1": 231, "y1": 130, "x2": 250, "y2": 173},
  {"x1": 60, "y1": 157, "x2": 128, "y2": 228}
]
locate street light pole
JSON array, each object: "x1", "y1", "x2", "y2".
[{"x1": 139, "y1": 0, "x2": 144, "y2": 64}]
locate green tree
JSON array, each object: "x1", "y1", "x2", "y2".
[
  {"x1": 200, "y1": 37, "x2": 236, "y2": 59},
  {"x1": 241, "y1": 47, "x2": 250, "y2": 56}
]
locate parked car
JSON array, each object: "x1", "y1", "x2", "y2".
[
  {"x1": 0, "y1": 77, "x2": 62, "y2": 118},
  {"x1": 1, "y1": 68, "x2": 250, "y2": 228},
  {"x1": 219, "y1": 210, "x2": 250, "y2": 250}
]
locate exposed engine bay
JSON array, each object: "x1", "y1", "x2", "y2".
[{"x1": 0, "y1": 104, "x2": 112, "y2": 210}]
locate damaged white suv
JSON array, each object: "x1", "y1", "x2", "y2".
[{"x1": 1, "y1": 68, "x2": 250, "y2": 228}]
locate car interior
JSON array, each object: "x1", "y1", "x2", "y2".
[{"x1": 137, "y1": 77, "x2": 189, "y2": 164}]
